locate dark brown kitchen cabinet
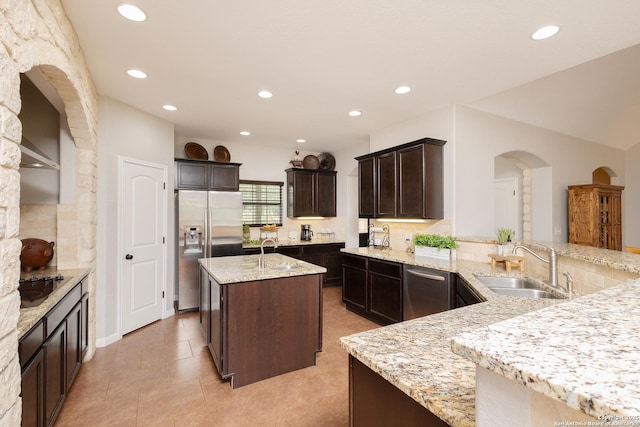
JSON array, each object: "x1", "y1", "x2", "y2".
[
  {"x1": 21, "y1": 348, "x2": 44, "y2": 427},
  {"x1": 350, "y1": 356, "x2": 448, "y2": 427},
  {"x1": 286, "y1": 168, "x2": 337, "y2": 218},
  {"x1": 200, "y1": 265, "x2": 322, "y2": 388},
  {"x1": 342, "y1": 254, "x2": 403, "y2": 325},
  {"x1": 19, "y1": 277, "x2": 88, "y2": 427},
  {"x1": 356, "y1": 137, "x2": 445, "y2": 219},
  {"x1": 175, "y1": 158, "x2": 241, "y2": 191},
  {"x1": 358, "y1": 157, "x2": 375, "y2": 218}
]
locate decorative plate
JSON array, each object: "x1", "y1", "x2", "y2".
[
  {"x1": 184, "y1": 142, "x2": 208, "y2": 160},
  {"x1": 317, "y1": 152, "x2": 336, "y2": 171},
  {"x1": 302, "y1": 155, "x2": 319, "y2": 170},
  {"x1": 214, "y1": 145, "x2": 231, "y2": 162}
]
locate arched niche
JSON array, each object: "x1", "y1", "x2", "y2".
[
  {"x1": 494, "y1": 151, "x2": 551, "y2": 242},
  {"x1": 592, "y1": 166, "x2": 619, "y2": 185}
]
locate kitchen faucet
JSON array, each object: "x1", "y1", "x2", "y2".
[
  {"x1": 512, "y1": 244, "x2": 558, "y2": 288},
  {"x1": 258, "y1": 238, "x2": 278, "y2": 269}
]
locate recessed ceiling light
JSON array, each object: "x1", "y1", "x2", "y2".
[
  {"x1": 531, "y1": 25, "x2": 560, "y2": 40},
  {"x1": 162, "y1": 104, "x2": 177, "y2": 111},
  {"x1": 394, "y1": 86, "x2": 411, "y2": 94},
  {"x1": 240, "y1": 131, "x2": 251, "y2": 136},
  {"x1": 348, "y1": 110, "x2": 362, "y2": 117},
  {"x1": 297, "y1": 139, "x2": 306, "y2": 143},
  {"x1": 116, "y1": 3, "x2": 147, "y2": 22},
  {"x1": 258, "y1": 90, "x2": 273, "y2": 99},
  {"x1": 127, "y1": 69, "x2": 147, "y2": 79}
]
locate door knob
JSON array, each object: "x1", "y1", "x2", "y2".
[{"x1": 125, "y1": 254, "x2": 133, "y2": 260}]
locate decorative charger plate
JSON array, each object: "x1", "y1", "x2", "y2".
[
  {"x1": 214, "y1": 145, "x2": 231, "y2": 162},
  {"x1": 185, "y1": 142, "x2": 208, "y2": 160},
  {"x1": 302, "y1": 155, "x2": 319, "y2": 170},
  {"x1": 317, "y1": 152, "x2": 335, "y2": 171}
]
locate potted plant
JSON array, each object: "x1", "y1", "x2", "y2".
[
  {"x1": 412, "y1": 233, "x2": 458, "y2": 260},
  {"x1": 496, "y1": 228, "x2": 514, "y2": 255}
]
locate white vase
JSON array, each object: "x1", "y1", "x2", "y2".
[
  {"x1": 497, "y1": 245, "x2": 504, "y2": 256},
  {"x1": 414, "y1": 246, "x2": 451, "y2": 260}
]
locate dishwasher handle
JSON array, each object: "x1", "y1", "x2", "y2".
[{"x1": 406, "y1": 268, "x2": 445, "y2": 281}]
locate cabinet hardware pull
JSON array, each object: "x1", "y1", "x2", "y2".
[
  {"x1": 406, "y1": 269, "x2": 445, "y2": 281},
  {"x1": 125, "y1": 254, "x2": 133, "y2": 260}
]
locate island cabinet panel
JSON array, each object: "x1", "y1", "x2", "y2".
[
  {"x1": 349, "y1": 356, "x2": 448, "y2": 427},
  {"x1": 200, "y1": 266, "x2": 322, "y2": 389},
  {"x1": 356, "y1": 137, "x2": 445, "y2": 219}
]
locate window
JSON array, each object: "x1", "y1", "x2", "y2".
[{"x1": 239, "y1": 180, "x2": 283, "y2": 226}]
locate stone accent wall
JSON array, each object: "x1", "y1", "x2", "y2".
[{"x1": 0, "y1": 1, "x2": 98, "y2": 424}]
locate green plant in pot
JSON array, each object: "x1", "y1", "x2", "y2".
[
  {"x1": 412, "y1": 233, "x2": 458, "y2": 259},
  {"x1": 496, "y1": 228, "x2": 514, "y2": 255}
]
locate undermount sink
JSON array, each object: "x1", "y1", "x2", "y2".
[
  {"x1": 475, "y1": 276, "x2": 565, "y2": 300},
  {"x1": 268, "y1": 263, "x2": 300, "y2": 271}
]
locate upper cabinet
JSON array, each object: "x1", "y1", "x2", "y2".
[
  {"x1": 356, "y1": 138, "x2": 445, "y2": 219},
  {"x1": 175, "y1": 159, "x2": 241, "y2": 191},
  {"x1": 286, "y1": 168, "x2": 337, "y2": 217}
]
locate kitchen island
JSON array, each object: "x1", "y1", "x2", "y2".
[
  {"x1": 199, "y1": 253, "x2": 326, "y2": 388},
  {"x1": 340, "y1": 245, "x2": 640, "y2": 426}
]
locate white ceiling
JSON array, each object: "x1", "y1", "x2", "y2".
[{"x1": 60, "y1": 0, "x2": 640, "y2": 152}]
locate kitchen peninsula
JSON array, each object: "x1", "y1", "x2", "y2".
[
  {"x1": 340, "y1": 243, "x2": 640, "y2": 426},
  {"x1": 199, "y1": 253, "x2": 326, "y2": 388}
]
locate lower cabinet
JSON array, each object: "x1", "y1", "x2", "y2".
[
  {"x1": 19, "y1": 277, "x2": 88, "y2": 427},
  {"x1": 342, "y1": 254, "x2": 403, "y2": 325},
  {"x1": 350, "y1": 356, "x2": 448, "y2": 427}
]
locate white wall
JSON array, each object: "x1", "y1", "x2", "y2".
[
  {"x1": 455, "y1": 106, "x2": 626, "y2": 240},
  {"x1": 97, "y1": 97, "x2": 175, "y2": 344},
  {"x1": 625, "y1": 142, "x2": 640, "y2": 247}
]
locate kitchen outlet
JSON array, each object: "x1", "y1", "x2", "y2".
[
  {"x1": 554, "y1": 226, "x2": 561, "y2": 236},
  {"x1": 405, "y1": 233, "x2": 412, "y2": 242}
]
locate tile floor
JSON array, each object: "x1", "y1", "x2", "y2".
[{"x1": 55, "y1": 286, "x2": 378, "y2": 426}]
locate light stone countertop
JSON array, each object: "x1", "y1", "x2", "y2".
[
  {"x1": 242, "y1": 239, "x2": 345, "y2": 248},
  {"x1": 18, "y1": 267, "x2": 91, "y2": 339},
  {"x1": 339, "y1": 246, "x2": 640, "y2": 426},
  {"x1": 451, "y1": 279, "x2": 640, "y2": 418},
  {"x1": 198, "y1": 253, "x2": 327, "y2": 284}
]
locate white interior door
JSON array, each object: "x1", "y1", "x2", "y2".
[
  {"x1": 120, "y1": 158, "x2": 167, "y2": 334},
  {"x1": 494, "y1": 178, "x2": 520, "y2": 239}
]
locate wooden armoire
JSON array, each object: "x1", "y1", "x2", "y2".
[{"x1": 568, "y1": 184, "x2": 624, "y2": 250}]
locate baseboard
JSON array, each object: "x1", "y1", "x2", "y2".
[{"x1": 96, "y1": 332, "x2": 121, "y2": 348}]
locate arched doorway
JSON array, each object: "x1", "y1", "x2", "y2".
[{"x1": 494, "y1": 151, "x2": 552, "y2": 241}]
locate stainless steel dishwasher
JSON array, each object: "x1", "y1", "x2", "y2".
[{"x1": 403, "y1": 265, "x2": 452, "y2": 320}]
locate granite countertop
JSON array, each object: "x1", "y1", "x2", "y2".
[
  {"x1": 242, "y1": 239, "x2": 344, "y2": 248},
  {"x1": 451, "y1": 279, "x2": 640, "y2": 418},
  {"x1": 199, "y1": 253, "x2": 327, "y2": 284},
  {"x1": 338, "y1": 245, "x2": 640, "y2": 425},
  {"x1": 18, "y1": 267, "x2": 91, "y2": 339},
  {"x1": 339, "y1": 248, "x2": 568, "y2": 426}
]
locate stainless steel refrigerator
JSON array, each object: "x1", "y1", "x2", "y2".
[{"x1": 176, "y1": 190, "x2": 243, "y2": 311}]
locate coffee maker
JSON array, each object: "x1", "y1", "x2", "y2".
[{"x1": 300, "y1": 224, "x2": 313, "y2": 241}]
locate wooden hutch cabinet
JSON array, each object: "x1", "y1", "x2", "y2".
[{"x1": 568, "y1": 184, "x2": 624, "y2": 250}]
